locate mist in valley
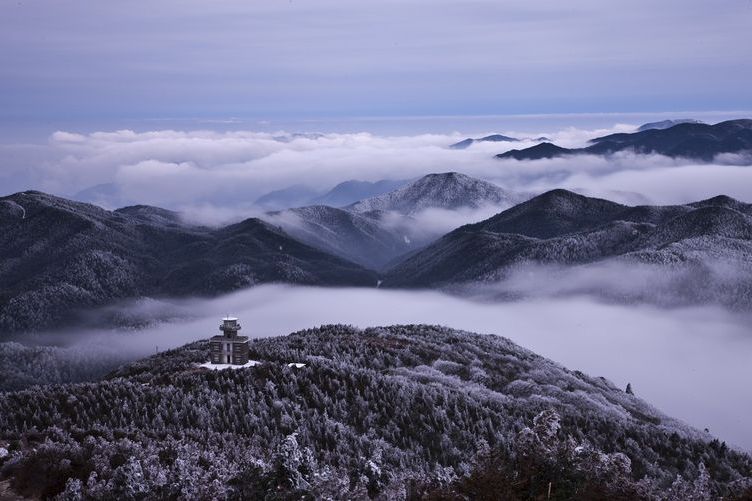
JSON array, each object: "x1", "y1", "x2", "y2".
[{"x1": 12, "y1": 282, "x2": 749, "y2": 453}]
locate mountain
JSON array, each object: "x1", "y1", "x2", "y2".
[
  {"x1": 263, "y1": 205, "x2": 418, "y2": 270},
  {"x1": 347, "y1": 172, "x2": 524, "y2": 215},
  {"x1": 496, "y1": 142, "x2": 571, "y2": 160},
  {"x1": 450, "y1": 133, "x2": 519, "y2": 149},
  {"x1": 254, "y1": 179, "x2": 408, "y2": 211},
  {"x1": 637, "y1": 118, "x2": 704, "y2": 132},
  {"x1": 0, "y1": 191, "x2": 376, "y2": 335},
  {"x1": 272, "y1": 132, "x2": 327, "y2": 143},
  {"x1": 263, "y1": 173, "x2": 526, "y2": 269},
  {"x1": 384, "y1": 190, "x2": 752, "y2": 299},
  {"x1": 72, "y1": 183, "x2": 128, "y2": 208},
  {"x1": 1, "y1": 324, "x2": 748, "y2": 499},
  {"x1": 494, "y1": 119, "x2": 752, "y2": 161},
  {"x1": 309, "y1": 179, "x2": 407, "y2": 207},
  {"x1": 253, "y1": 184, "x2": 322, "y2": 211}
]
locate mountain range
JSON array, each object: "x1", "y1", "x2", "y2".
[
  {"x1": 0, "y1": 192, "x2": 375, "y2": 334},
  {"x1": 450, "y1": 134, "x2": 553, "y2": 149},
  {"x1": 2, "y1": 173, "x2": 751, "y2": 335},
  {"x1": 254, "y1": 179, "x2": 408, "y2": 211},
  {"x1": 384, "y1": 189, "x2": 752, "y2": 306},
  {"x1": 263, "y1": 172, "x2": 526, "y2": 269},
  {"x1": 637, "y1": 118, "x2": 704, "y2": 132},
  {"x1": 496, "y1": 119, "x2": 752, "y2": 161}
]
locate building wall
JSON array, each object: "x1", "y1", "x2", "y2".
[
  {"x1": 231, "y1": 341, "x2": 249, "y2": 365},
  {"x1": 210, "y1": 341, "x2": 223, "y2": 364},
  {"x1": 210, "y1": 339, "x2": 249, "y2": 365}
]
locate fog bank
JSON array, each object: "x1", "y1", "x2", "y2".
[
  {"x1": 46, "y1": 285, "x2": 752, "y2": 452},
  {"x1": 3, "y1": 124, "x2": 752, "y2": 218}
]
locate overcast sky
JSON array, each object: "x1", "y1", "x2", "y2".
[{"x1": 1, "y1": 0, "x2": 751, "y2": 123}]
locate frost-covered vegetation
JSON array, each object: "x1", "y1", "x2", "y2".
[
  {"x1": 3, "y1": 184, "x2": 752, "y2": 336},
  {"x1": 0, "y1": 191, "x2": 375, "y2": 335},
  {"x1": 0, "y1": 342, "x2": 132, "y2": 391},
  {"x1": 385, "y1": 190, "x2": 752, "y2": 311},
  {"x1": 0, "y1": 324, "x2": 749, "y2": 499}
]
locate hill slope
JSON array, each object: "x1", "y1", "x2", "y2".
[
  {"x1": 347, "y1": 172, "x2": 523, "y2": 214},
  {"x1": 263, "y1": 205, "x2": 418, "y2": 269},
  {"x1": 0, "y1": 324, "x2": 748, "y2": 499},
  {"x1": 266, "y1": 173, "x2": 527, "y2": 269},
  {"x1": 0, "y1": 192, "x2": 376, "y2": 335},
  {"x1": 384, "y1": 190, "x2": 752, "y2": 303},
  {"x1": 310, "y1": 179, "x2": 407, "y2": 207}
]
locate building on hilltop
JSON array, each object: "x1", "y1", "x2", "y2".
[{"x1": 210, "y1": 317, "x2": 250, "y2": 365}]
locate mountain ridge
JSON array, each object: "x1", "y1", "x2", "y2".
[
  {"x1": 383, "y1": 189, "x2": 752, "y2": 299},
  {"x1": 347, "y1": 172, "x2": 524, "y2": 214},
  {"x1": 495, "y1": 119, "x2": 752, "y2": 161},
  {"x1": 0, "y1": 191, "x2": 376, "y2": 335},
  {"x1": 264, "y1": 172, "x2": 528, "y2": 269}
]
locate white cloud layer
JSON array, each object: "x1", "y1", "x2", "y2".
[
  {"x1": 47, "y1": 285, "x2": 752, "y2": 453},
  {"x1": 3, "y1": 124, "x2": 751, "y2": 218}
]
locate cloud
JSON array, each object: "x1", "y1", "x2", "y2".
[
  {"x1": 467, "y1": 260, "x2": 752, "y2": 310},
  {"x1": 39, "y1": 284, "x2": 752, "y2": 452},
  {"x1": 378, "y1": 204, "x2": 520, "y2": 243},
  {"x1": 2, "y1": 124, "x2": 752, "y2": 216}
]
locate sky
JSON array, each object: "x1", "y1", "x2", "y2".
[{"x1": 1, "y1": 0, "x2": 751, "y2": 124}]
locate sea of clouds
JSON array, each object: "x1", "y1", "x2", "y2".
[
  {"x1": 31, "y1": 284, "x2": 752, "y2": 453},
  {"x1": 2, "y1": 123, "x2": 752, "y2": 227}
]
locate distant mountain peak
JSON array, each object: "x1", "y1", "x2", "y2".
[
  {"x1": 450, "y1": 133, "x2": 519, "y2": 149},
  {"x1": 347, "y1": 172, "x2": 523, "y2": 215},
  {"x1": 309, "y1": 178, "x2": 407, "y2": 207},
  {"x1": 494, "y1": 119, "x2": 752, "y2": 161},
  {"x1": 495, "y1": 142, "x2": 571, "y2": 160},
  {"x1": 637, "y1": 119, "x2": 703, "y2": 132}
]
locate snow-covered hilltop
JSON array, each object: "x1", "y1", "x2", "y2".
[
  {"x1": 263, "y1": 172, "x2": 527, "y2": 269},
  {"x1": 347, "y1": 172, "x2": 525, "y2": 215},
  {"x1": 1, "y1": 324, "x2": 748, "y2": 499}
]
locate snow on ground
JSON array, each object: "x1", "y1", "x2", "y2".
[
  {"x1": 198, "y1": 360, "x2": 260, "y2": 371},
  {"x1": 197, "y1": 360, "x2": 306, "y2": 371}
]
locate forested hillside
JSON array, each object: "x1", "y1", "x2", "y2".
[
  {"x1": 0, "y1": 191, "x2": 376, "y2": 335},
  {"x1": 0, "y1": 325, "x2": 749, "y2": 499},
  {"x1": 384, "y1": 189, "x2": 752, "y2": 309}
]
